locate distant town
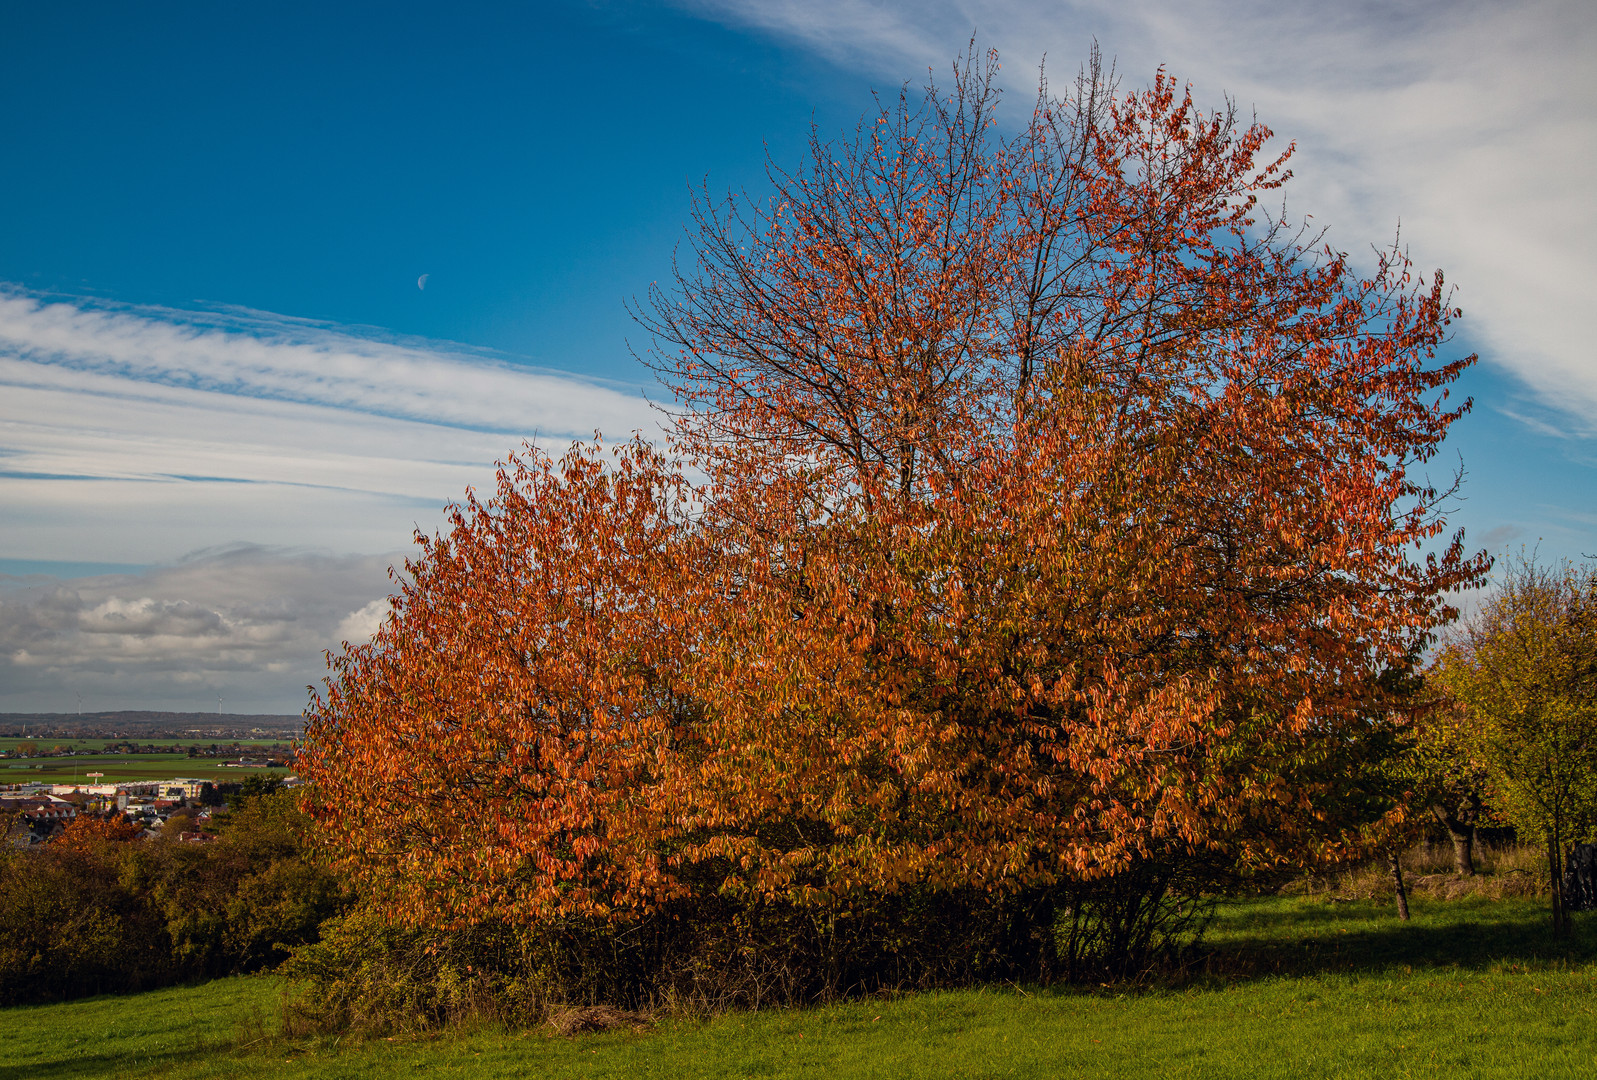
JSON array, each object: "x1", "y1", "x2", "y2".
[{"x1": 0, "y1": 711, "x2": 302, "y2": 846}]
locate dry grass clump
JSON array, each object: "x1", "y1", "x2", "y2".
[
  {"x1": 1400, "y1": 870, "x2": 1541, "y2": 901},
  {"x1": 1290, "y1": 843, "x2": 1546, "y2": 903},
  {"x1": 544, "y1": 1005, "x2": 650, "y2": 1036}
]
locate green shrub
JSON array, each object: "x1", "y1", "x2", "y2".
[{"x1": 0, "y1": 792, "x2": 345, "y2": 1004}]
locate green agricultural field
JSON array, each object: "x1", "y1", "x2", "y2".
[
  {"x1": 1, "y1": 895, "x2": 1592, "y2": 1079},
  {"x1": 0, "y1": 752, "x2": 291, "y2": 785}
]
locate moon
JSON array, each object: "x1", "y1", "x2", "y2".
[{"x1": 417, "y1": 273, "x2": 430, "y2": 291}]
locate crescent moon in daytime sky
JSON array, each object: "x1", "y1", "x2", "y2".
[{"x1": 417, "y1": 273, "x2": 429, "y2": 290}]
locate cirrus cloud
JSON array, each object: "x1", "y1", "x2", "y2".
[
  {"x1": 686, "y1": 0, "x2": 1597, "y2": 427},
  {"x1": 0, "y1": 290, "x2": 662, "y2": 564}
]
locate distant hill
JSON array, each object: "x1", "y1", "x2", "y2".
[{"x1": 0, "y1": 711, "x2": 302, "y2": 739}]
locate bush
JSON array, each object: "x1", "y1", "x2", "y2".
[
  {"x1": 0, "y1": 792, "x2": 345, "y2": 1005},
  {"x1": 282, "y1": 908, "x2": 548, "y2": 1035},
  {"x1": 0, "y1": 835, "x2": 171, "y2": 1001},
  {"x1": 284, "y1": 853, "x2": 1216, "y2": 1033}
]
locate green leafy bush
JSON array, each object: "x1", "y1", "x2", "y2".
[{"x1": 0, "y1": 791, "x2": 345, "y2": 1004}]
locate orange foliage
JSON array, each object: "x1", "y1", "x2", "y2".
[
  {"x1": 300, "y1": 51, "x2": 1485, "y2": 930},
  {"x1": 54, "y1": 813, "x2": 142, "y2": 851}
]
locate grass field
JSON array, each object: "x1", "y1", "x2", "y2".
[
  {"x1": 0, "y1": 753, "x2": 292, "y2": 785},
  {"x1": 0, "y1": 737, "x2": 293, "y2": 786},
  {"x1": 1, "y1": 894, "x2": 1591, "y2": 1079}
]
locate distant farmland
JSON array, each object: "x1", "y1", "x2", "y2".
[
  {"x1": 0, "y1": 738, "x2": 286, "y2": 751},
  {"x1": 0, "y1": 711, "x2": 301, "y2": 740},
  {"x1": 0, "y1": 741, "x2": 293, "y2": 784}
]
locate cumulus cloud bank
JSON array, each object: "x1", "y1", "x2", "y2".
[
  {"x1": 689, "y1": 0, "x2": 1597, "y2": 427},
  {"x1": 0, "y1": 545, "x2": 401, "y2": 714}
]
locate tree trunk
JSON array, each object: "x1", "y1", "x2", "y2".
[
  {"x1": 1449, "y1": 825, "x2": 1476, "y2": 877},
  {"x1": 1549, "y1": 834, "x2": 1569, "y2": 937},
  {"x1": 1431, "y1": 801, "x2": 1480, "y2": 876},
  {"x1": 1388, "y1": 850, "x2": 1410, "y2": 921}
]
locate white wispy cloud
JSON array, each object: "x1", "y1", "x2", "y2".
[
  {"x1": 0, "y1": 291, "x2": 661, "y2": 562},
  {"x1": 0, "y1": 294, "x2": 654, "y2": 435},
  {"x1": 0, "y1": 292, "x2": 668, "y2": 709},
  {"x1": 686, "y1": 0, "x2": 1597, "y2": 426}
]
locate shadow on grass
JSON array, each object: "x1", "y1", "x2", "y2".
[
  {"x1": 0, "y1": 1046, "x2": 214, "y2": 1080},
  {"x1": 1194, "y1": 895, "x2": 1597, "y2": 980},
  {"x1": 0, "y1": 985, "x2": 279, "y2": 1080}
]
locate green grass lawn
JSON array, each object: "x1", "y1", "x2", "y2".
[{"x1": 3, "y1": 896, "x2": 1592, "y2": 1079}]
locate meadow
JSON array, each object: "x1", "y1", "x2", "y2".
[
  {"x1": 2, "y1": 894, "x2": 1590, "y2": 1079},
  {"x1": 0, "y1": 755, "x2": 291, "y2": 785},
  {"x1": 0, "y1": 738, "x2": 292, "y2": 785}
]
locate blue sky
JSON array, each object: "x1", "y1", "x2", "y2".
[
  {"x1": 1, "y1": 0, "x2": 1592, "y2": 712},
  {"x1": 0, "y1": 2, "x2": 851, "y2": 377}
]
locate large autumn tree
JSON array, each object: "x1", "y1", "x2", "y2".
[{"x1": 300, "y1": 50, "x2": 1484, "y2": 982}]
